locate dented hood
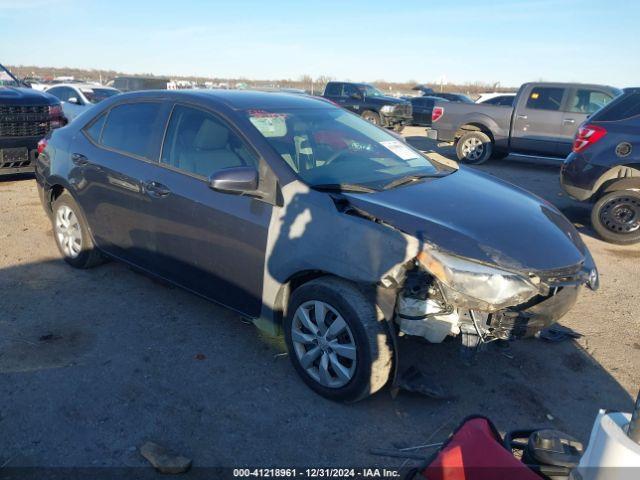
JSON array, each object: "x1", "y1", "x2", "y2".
[{"x1": 342, "y1": 167, "x2": 588, "y2": 273}]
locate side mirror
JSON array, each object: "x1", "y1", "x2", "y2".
[
  {"x1": 67, "y1": 97, "x2": 81, "y2": 105},
  {"x1": 209, "y1": 166, "x2": 258, "y2": 194}
]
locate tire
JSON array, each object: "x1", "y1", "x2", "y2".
[
  {"x1": 361, "y1": 110, "x2": 381, "y2": 126},
  {"x1": 284, "y1": 277, "x2": 394, "y2": 402},
  {"x1": 51, "y1": 192, "x2": 104, "y2": 268},
  {"x1": 456, "y1": 131, "x2": 493, "y2": 165},
  {"x1": 393, "y1": 124, "x2": 405, "y2": 133},
  {"x1": 591, "y1": 190, "x2": 640, "y2": 245}
]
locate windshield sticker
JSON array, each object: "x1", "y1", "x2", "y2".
[
  {"x1": 380, "y1": 140, "x2": 421, "y2": 160},
  {"x1": 249, "y1": 114, "x2": 287, "y2": 137}
]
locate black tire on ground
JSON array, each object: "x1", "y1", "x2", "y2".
[
  {"x1": 591, "y1": 190, "x2": 640, "y2": 245},
  {"x1": 284, "y1": 277, "x2": 394, "y2": 403},
  {"x1": 361, "y1": 110, "x2": 381, "y2": 126},
  {"x1": 51, "y1": 192, "x2": 104, "y2": 268},
  {"x1": 455, "y1": 131, "x2": 493, "y2": 164},
  {"x1": 393, "y1": 124, "x2": 405, "y2": 133}
]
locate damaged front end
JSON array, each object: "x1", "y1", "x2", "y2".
[{"x1": 393, "y1": 244, "x2": 598, "y2": 345}]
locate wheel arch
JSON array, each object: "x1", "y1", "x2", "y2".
[
  {"x1": 593, "y1": 164, "x2": 640, "y2": 200},
  {"x1": 456, "y1": 122, "x2": 496, "y2": 144}
]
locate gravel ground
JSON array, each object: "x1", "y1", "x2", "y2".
[{"x1": 1, "y1": 127, "x2": 638, "y2": 473}]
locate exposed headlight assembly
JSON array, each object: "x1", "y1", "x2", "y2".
[{"x1": 417, "y1": 248, "x2": 542, "y2": 312}]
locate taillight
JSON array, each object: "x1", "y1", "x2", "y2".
[
  {"x1": 573, "y1": 124, "x2": 607, "y2": 153},
  {"x1": 49, "y1": 104, "x2": 63, "y2": 117},
  {"x1": 37, "y1": 138, "x2": 48, "y2": 155},
  {"x1": 432, "y1": 106, "x2": 444, "y2": 123}
]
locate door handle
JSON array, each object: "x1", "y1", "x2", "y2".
[
  {"x1": 71, "y1": 153, "x2": 90, "y2": 166},
  {"x1": 563, "y1": 118, "x2": 576, "y2": 124},
  {"x1": 516, "y1": 114, "x2": 528, "y2": 120},
  {"x1": 144, "y1": 181, "x2": 171, "y2": 198}
]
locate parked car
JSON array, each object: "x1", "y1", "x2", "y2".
[
  {"x1": 428, "y1": 82, "x2": 622, "y2": 164},
  {"x1": 110, "y1": 76, "x2": 169, "y2": 92},
  {"x1": 561, "y1": 88, "x2": 640, "y2": 244},
  {"x1": 409, "y1": 96, "x2": 449, "y2": 126},
  {"x1": 0, "y1": 63, "x2": 66, "y2": 176},
  {"x1": 323, "y1": 81, "x2": 412, "y2": 132},
  {"x1": 430, "y1": 92, "x2": 474, "y2": 104},
  {"x1": 36, "y1": 90, "x2": 598, "y2": 402},
  {"x1": 45, "y1": 83, "x2": 120, "y2": 121},
  {"x1": 476, "y1": 93, "x2": 516, "y2": 106}
]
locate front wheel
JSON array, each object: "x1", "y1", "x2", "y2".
[
  {"x1": 361, "y1": 110, "x2": 381, "y2": 126},
  {"x1": 284, "y1": 277, "x2": 394, "y2": 402},
  {"x1": 591, "y1": 190, "x2": 640, "y2": 244},
  {"x1": 456, "y1": 131, "x2": 493, "y2": 164}
]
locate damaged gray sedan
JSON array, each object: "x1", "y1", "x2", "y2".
[{"x1": 35, "y1": 90, "x2": 598, "y2": 402}]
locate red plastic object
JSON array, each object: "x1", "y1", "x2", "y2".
[{"x1": 420, "y1": 417, "x2": 541, "y2": 480}]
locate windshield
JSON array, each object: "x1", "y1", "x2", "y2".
[
  {"x1": 358, "y1": 84, "x2": 384, "y2": 97},
  {"x1": 82, "y1": 88, "x2": 119, "y2": 104},
  {"x1": 246, "y1": 107, "x2": 450, "y2": 190},
  {"x1": 0, "y1": 64, "x2": 21, "y2": 87}
]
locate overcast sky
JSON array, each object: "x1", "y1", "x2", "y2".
[{"x1": 1, "y1": 0, "x2": 638, "y2": 87}]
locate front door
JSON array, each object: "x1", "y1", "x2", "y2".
[
  {"x1": 146, "y1": 104, "x2": 273, "y2": 316},
  {"x1": 510, "y1": 85, "x2": 567, "y2": 156}
]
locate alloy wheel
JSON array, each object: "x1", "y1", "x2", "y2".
[
  {"x1": 55, "y1": 205, "x2": 83, "y2": 258},
  {"x1": 291, "y1": 300, "x2": 357, "y2": 388},
  {"x1": 461, "y1": 137, "x2": 484, "y2": 162}
]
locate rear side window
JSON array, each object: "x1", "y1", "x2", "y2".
[
  {"x1": 525, "y1": 87, "x2": 565, "y2": 111},
  {"x1": 324, "y1": 83, "x2": 341, "y2": 96},
  {"x1": 567, "y1": 89, "x2": 613, "y2": 115},
  {"x1": 85, "y1": 113, "x2": 106, "y2": 142},
  {"x1": 101, "y1": 102, "x2": 162, "y2": 159},
  {"x1": 594, "y1": 92, "x2": 640, "y2": 122}
]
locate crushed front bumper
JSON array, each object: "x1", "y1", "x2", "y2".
[{"x1": 488, "y1": 286, "x2": 580, "y2": 339}]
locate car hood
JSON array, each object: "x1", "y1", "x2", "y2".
[
  {"x1": 0, "y1": 86, "x2": 58, "y2": 106},
  {"x1": 341, "y1": 167, "x2": 588, "y2": 273}
]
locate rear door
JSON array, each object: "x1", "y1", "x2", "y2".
[
  {"x1": 145, "y1": 104, "x2": 273, "y2": 316},
  {"x1": 558, "y1": 88, "x2": 617, "y2": 156},
  {"x1": 72, "y1": 100, "x2": 170, "y2": 271},
  {"x1": 510, "y1": 85, "x2": 568, "y2": 156}
]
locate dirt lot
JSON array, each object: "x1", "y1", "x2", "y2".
[{"x1": 1, "y1": 127, "x2": 639, "y2": 472}]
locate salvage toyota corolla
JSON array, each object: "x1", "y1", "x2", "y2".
[{"x1": 35, "y1": 90, "x2": 598, "y2": 402}]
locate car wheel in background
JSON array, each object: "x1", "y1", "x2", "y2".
[
  {"x1": 361, "y1": 110, "x2": 381, "y2": 126},
  {"x1": 456, "y1": 131, "x2": 493, "y2": 164},
  {"x1": 392, "y1": 124, "x2": 405, "y2": 133},
  {"x1": 284, "y1": 277, "x2": 394, "y2": 402},
  {"x1": 591, "y1": 190, "x2": 640, "y2": 244},
  {"x1": 52, "y1": 192, "x2": 104, "y2": 268}
]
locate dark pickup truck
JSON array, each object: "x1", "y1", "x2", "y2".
[
  {"x1": 1, "y1": 63, "x2": 66, "y2": 176},
  {"x1": 323, "y1": 81, "x2": 412, "y2": 132},
  {"x1": 427, "y1": 82, "x2": 621, "y2": 164}
]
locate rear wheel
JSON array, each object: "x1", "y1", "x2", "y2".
[
  {"x1": 284, "y1": 277, "x2": 394, "y2": 402},
  {"x1": 591, "y1": 190, "x2": 640, "y2": 244},
  {"x1": 456, "y1": 131, "x2": 493, "y2": 164},
  {"x1": 52, "y1": 192, "x2": 104, "y2": 268},
  {"x1": 361, "y1": 110, "x2": 381, "y2": 126}
]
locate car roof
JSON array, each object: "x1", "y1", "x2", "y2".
[
  {"x1": 46, "y1": 83, "x2": 118, "y2": 90},
  {"x1": 112, "y1": 89, "x2": 336, "y2": 110}
]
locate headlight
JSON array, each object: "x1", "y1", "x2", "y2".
[
  {"x1": 380, "y1": 105, "x2": 396, "y2": 114},
  {"x1": 417, "y1": 247, "x2": 541, "y2": 311}
]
